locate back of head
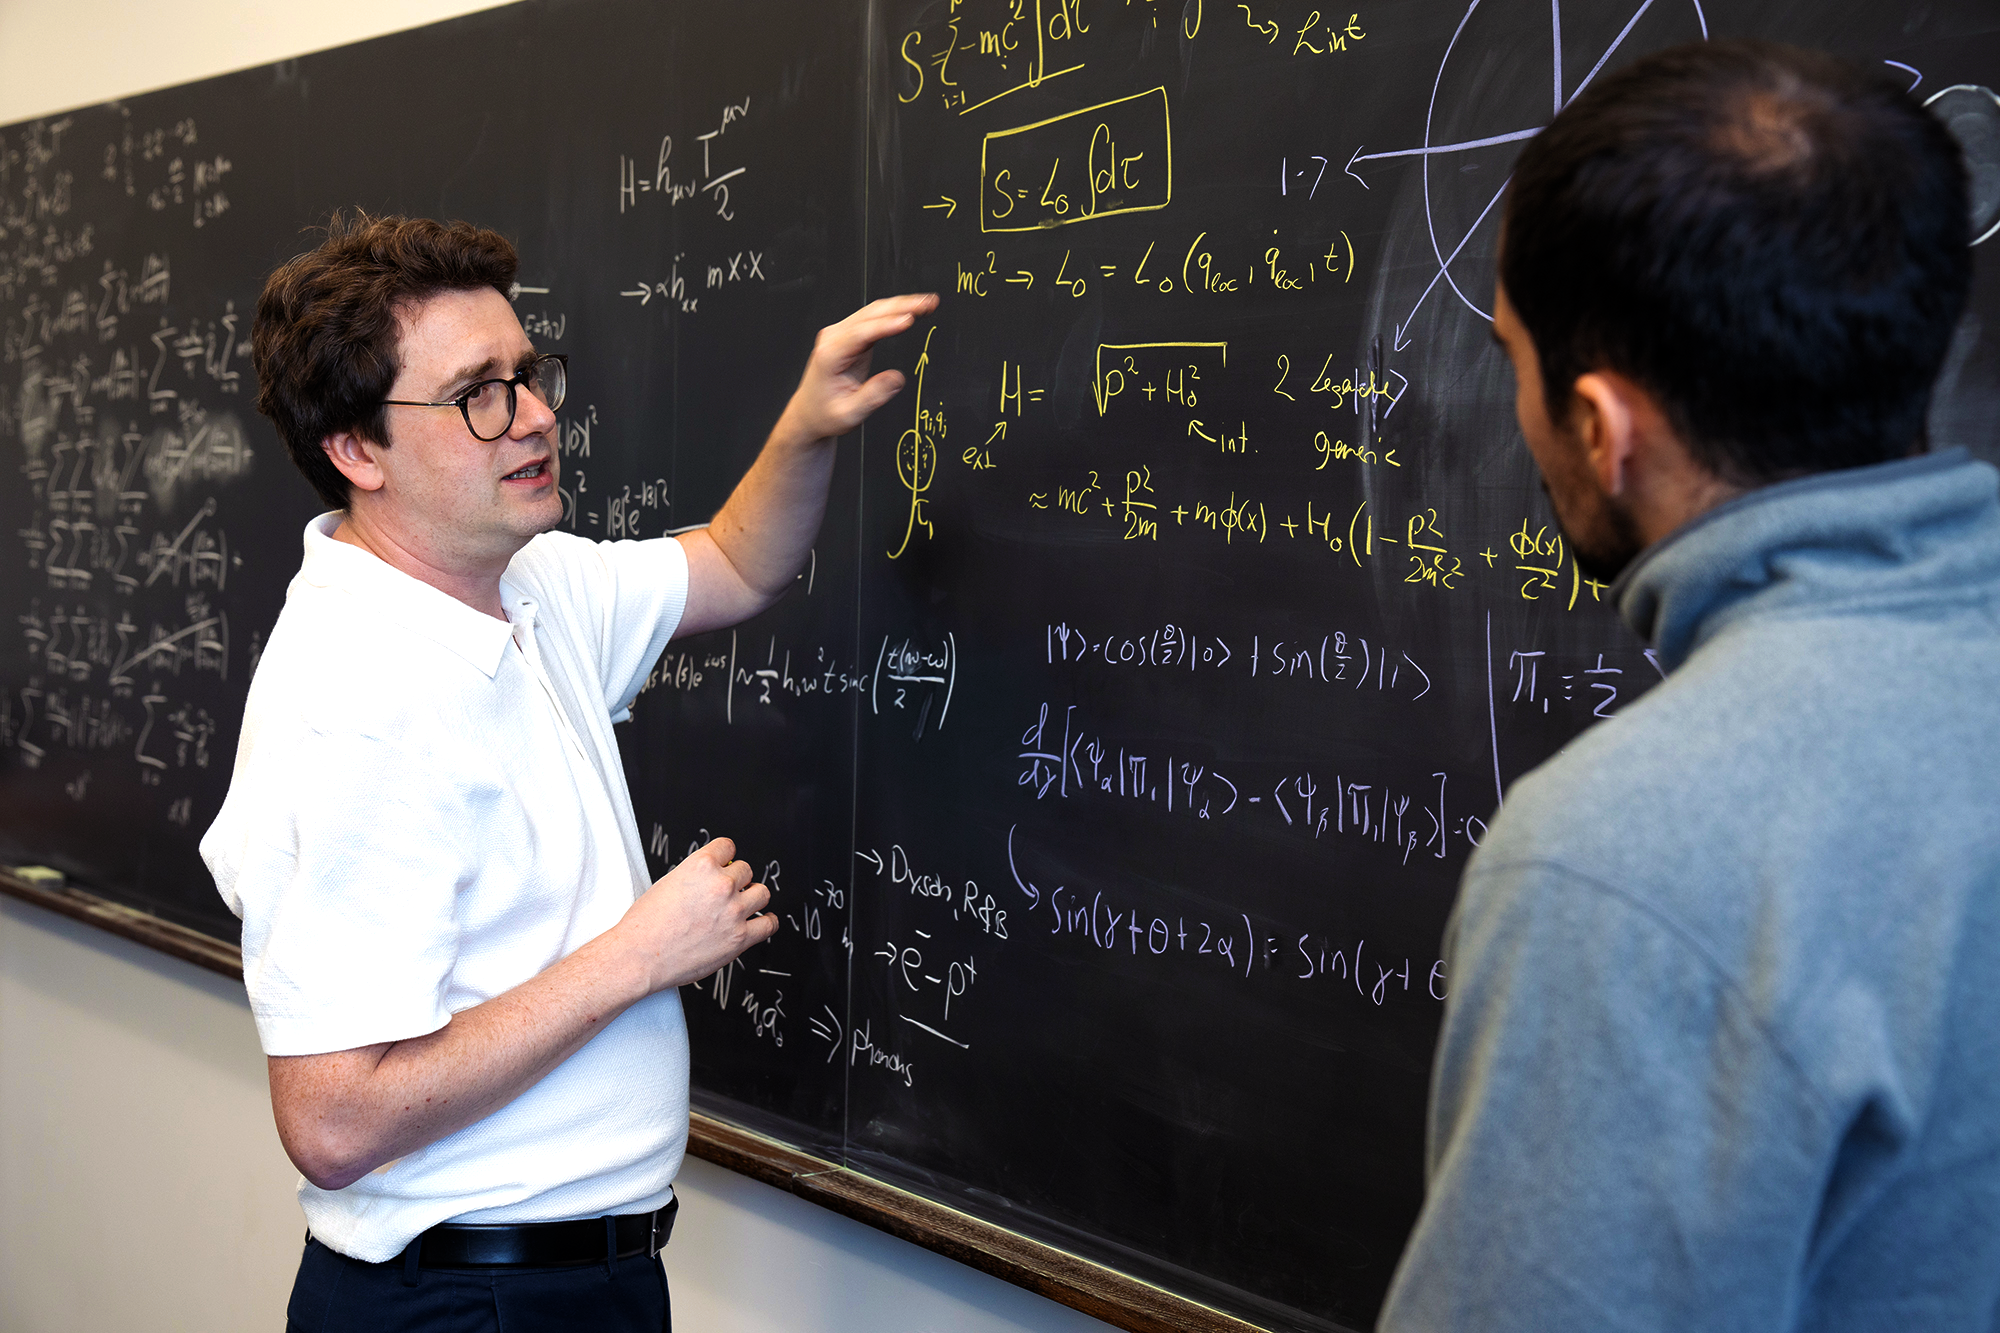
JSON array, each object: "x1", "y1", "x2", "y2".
[
  {"x1": 1501, "y1": 40, "x2": 1972, "y2": 485},
  {"x1": 252, "y1": 212, "x2": 519, "y2": 510}
]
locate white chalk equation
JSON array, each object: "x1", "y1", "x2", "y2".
[
  {"x1": 1015, "y1": 702, "x2": 1485, "y2": 865},
  {"x1": 1045, "y1": 619, "x2": 1433, "y2": 700},
  {"x1": 2, "y1": 114, "x2": 253, "y2": 815},
  {"x1": 616, "y1": 96, "x2": 752, "y2": 220},
  {"x1": 631, "y1": 628, "x2": 958, "y2": 740},
  {"x1": 616, "y1": 247, "x2": 767, "y2": 316},
  {"x1": 1005, "y1": 826, "x2": 1446, "y2": 1003}
]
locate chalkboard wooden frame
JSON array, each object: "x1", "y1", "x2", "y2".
[
  {"x1": 0, "y1": 873, "x2": 1268, "y2": 1333},
  {"x1": 0, "y1": 869, "x2": 241, "y2": 979}
]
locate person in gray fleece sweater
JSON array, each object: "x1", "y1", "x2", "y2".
[{"x1": 1379, "y1": 41, "x2": 1997, "y2": 1332}]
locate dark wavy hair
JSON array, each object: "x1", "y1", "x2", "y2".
[
  {"x1": 252, "y1": 212, "x2": 519, "y2": 509},
  {"x1": 1502, "y1": 40, "x2": 1972, "y2": 483}
]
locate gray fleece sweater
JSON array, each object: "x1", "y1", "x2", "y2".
[{"x1": 1380, "y1": 449, "x2": 2000, "y2": 1332}]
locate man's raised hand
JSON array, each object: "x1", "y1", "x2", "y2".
[{"x1": 779, "y1": 293, "x2": 939, "y2": 444}]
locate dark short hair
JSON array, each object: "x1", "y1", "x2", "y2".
[
  {"x1": 1501, "y1": 40, "x2": 1972, "y2": 484},
  {"x1": 252, "y1": 212, "x2": 519, "y2": 509}
]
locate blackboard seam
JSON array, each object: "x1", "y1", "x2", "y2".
[{"x1": 846, "y1": 0, "x2": 876, "y2": 1179}]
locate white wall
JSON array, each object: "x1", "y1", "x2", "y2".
[
  {"x1": 0, "y1": 0, "x2": 521, "y2": 125},
  {"x1": 0, "y1": 7, "x2": 1116, "y2": 1331},
  {"x1": 0, "y1": 897, "x2": 1117, "y2": 1332}
]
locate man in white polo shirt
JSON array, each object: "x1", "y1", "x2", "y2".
[{"x1": 201, "y1": 212, "x2": 934, "y2": 1331}]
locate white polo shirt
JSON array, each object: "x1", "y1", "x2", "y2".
[{"x1": 202, "y1": 513, "x2": 690, "y2": 1262}]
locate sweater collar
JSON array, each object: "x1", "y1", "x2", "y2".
[{"x1": 1612, "y1": 449, "x2": 2000, "y2": 672}]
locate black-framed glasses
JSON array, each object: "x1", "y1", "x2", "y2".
[{"x1": 382, "y1": 353, "x2": 567, "y2": 441}]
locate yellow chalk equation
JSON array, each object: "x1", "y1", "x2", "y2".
[
  {"x1": 1238, "y1": 6, "x2": 1367, "y2": 55},
  {"x1": 1299, "y1": 502, "x2": 1464, "y2": 588},
  {"x1": 888, "y1": 328, "x2": 942, "y2": 560},
  {"x1": 1006, "y1": 468, "x2": 1632, "y2": 607},
  {"x1": 1495, "y1": 520, "x2": 1610, "y2": 610},
  {"x1": 982, "y1": 87, "x2": 1173, "y2": 233},
  {"x1": 950, "y1": 230, "x2": 1359, "y2": 300},
  {"x1": 1274, "y1": 355, "x2": 1406, "y2": 410},
  {"x1": 1032, "y1": 470, "x2": 1257, "y2": 545},
  {"x1": 1093, "y1": 341, "x2": 1228, "y2": 415},
  {"x1": 1024, "y1": 485, "x2": 1478, "y2": 588},
  {"x1": 1029, "y1": 467, "x2": 1161, "y2": 541},
  {"x1": 1313, "y1": 432, "x2": 1397, "y2": 469},
  {"x1": 1013, "y1": 474, "x2": 1618, "y2": 608},
  {"x1": 897, "y1": 0, "x2": 1088, "y2": 116}
]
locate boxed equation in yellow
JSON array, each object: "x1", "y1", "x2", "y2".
[{"x1": 981, "y1": 87, "x2": 1172, "y2": 233}]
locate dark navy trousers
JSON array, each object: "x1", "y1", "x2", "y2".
[{"x1": 285, "y1": 1237, "x2": 671, "y2": 1333}]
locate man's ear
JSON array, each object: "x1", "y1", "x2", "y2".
[
  {"x1": 1569, "y1": 372, "x2": 1639, "y2": 497},
  {"x1": 322, "y1": 431, "x2": 386, "y2": 494}
]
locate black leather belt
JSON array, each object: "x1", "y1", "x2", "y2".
[
  {"x1": 419, "y1": 1198, "x2": 677, "y2": 1267},
  {"x1": 312, "y1": 1198, "x2": 679, "y2": 1273}
]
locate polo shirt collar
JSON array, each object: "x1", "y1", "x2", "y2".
[{"x1": 297, "y1": 512, "x2": 515, "y2": 678}]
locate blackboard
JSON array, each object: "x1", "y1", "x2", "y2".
[{"x1": 2, "y1": 3, "x2": 1995, "y2": 1330}]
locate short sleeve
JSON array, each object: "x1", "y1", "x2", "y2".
[
  {"x1": 206, "y1": 726, "x2": 469, "y2": 1056},
  {"x1": 1376, "y1": 855, "x2": 1833, "y2": 1333},
  {"x1": 505, "y1": 533, "x2": 689, "y2": 721}
]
